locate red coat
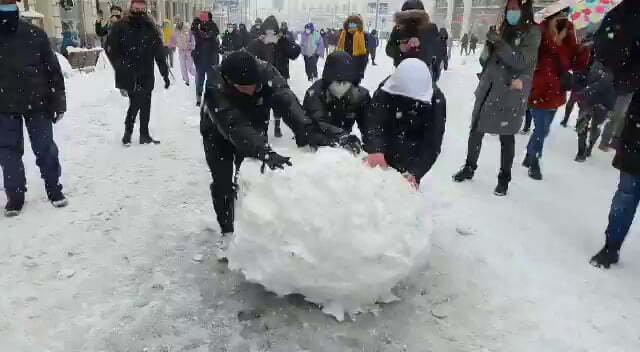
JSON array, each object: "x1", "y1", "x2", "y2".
[
  {"x1": 573, "y1": 43, "x2": 591, "y2": 73},
  {"x1": 528, "y1": 20, "x2": 578, "y2": 109}
]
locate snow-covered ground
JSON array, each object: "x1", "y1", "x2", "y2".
[{"x1": 2, "y1": 48, "x2": 639, "y2": 351}]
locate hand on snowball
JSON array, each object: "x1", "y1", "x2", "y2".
[
  {"x1": 260, "y1": 150, "x2": 292, "y2": 173},
  {"x1": 403, "y1": 173, "x2": 419, "y2": 190},
  {"x1": 338, "y1": 134, "x2": 362, "y2": 155},
  {"x1": 365, "y1": 153, "x2": 388, "y2": 169}
]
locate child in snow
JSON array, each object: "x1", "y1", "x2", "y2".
[
  {"x1": 302, "y1": 51, "x2": 370, "y2": 154},
  {"x1": 364, "y1": 58, "x2": 446, "y2": 189},
  {"x1": 168, "y1": 19, "x2": 196, "y2": 86}
]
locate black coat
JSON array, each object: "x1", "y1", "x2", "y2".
[
  {"x1": 0, "y1": 20, "x2": 66, "y2": 114},
  {"x1": 221, "y1": 31, "x2": 237, "y2": 52},
  {"x1": 303, "y1": 80, "x2": 370, "y2": 136},
  {"x1": 386, "y1": 9, "x2": 440, "y2": 68},
  {"x1": 246, "y1": 37, "x2": 300, "y2": 80},
  {"x1": 95, "y1": 21, "x2": 110, "y2": 37},
  {"x1": 192, "y1": 20, "x2": 220, "y2": 67},
  {"x1": 365, "y1": 87, "x2": 446, "y2": 180},
  {"x1": 594, "y1": 0, "x2": 640, "y2": 175},
  {"x1": 106, "y1": 15, "x2": 169, "y2": 92},
  {"x1": 201, "y1": 60, "x2": 313, "y2": 158}
]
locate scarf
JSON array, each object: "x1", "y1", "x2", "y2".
[{"x1": 337, "y1": 30, "x2": 367, "y2": 57}]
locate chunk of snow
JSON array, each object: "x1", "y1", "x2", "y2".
[
  {"x1": 228, "y1": 148, "x2": 432, "y2": 321},
  {"x1": 192, "y1": 254, "x2": 204, "y2": 263},
  {"x1": 55, "y1": 53, "x2": 74, "y2": 78},
  {"x1": 57, "y1": 269, "x2": 75, "y2": 279}
]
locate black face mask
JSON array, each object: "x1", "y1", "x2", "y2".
[
  {"x1": 0, "y1": 9, "x2": 19, "y2": 33},
  {"x1": 130, "y1": 11, "x2": 146, "y2": 20}
]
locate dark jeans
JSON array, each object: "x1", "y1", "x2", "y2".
[
  {"x1": 606, "y1": 171, "x2": 640, "y2": 251},
  {"x1": 202, "y1": 120, "x2": 239, "y2": 234},
  {"x1": 303, "y1": 55, "x2": 319, "y2": 80},
  {"x1": 465, "y1": 131, "x2": 515, "y2": 178},
  {"x1": 195, "y1": 64, "x2": 208, "y2": 101},
  {"x1": 0, "y1": 113, "x2": 62, "y2": 194},
  {"x1": 526, "y1": 107, "x2": 557, "y2": 159},
  {"x1": 576, "y1": 105, "x2": 608, "y2": 153},
  {"x1": 523, "y1": 109, "x2": 533, "y2": 131},
  {"x1": 126, "y1": 91, "x2": 152, "y2": 137}
]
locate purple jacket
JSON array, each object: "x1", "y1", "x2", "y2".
[{"x1": 300, "y1": 24, "x2": 324, "y2": 57}]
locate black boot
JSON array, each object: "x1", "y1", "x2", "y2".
[
  {"x1": 528, "y1": 157, "x2": 543, "y2": 181},
  {"x1": 140, "y1": 135, "x2": 161, "y2": 144},
  {"x1": 522, "y1": 153, "x2": 532, "y2": 168},
  {"x1": 586, "y1": 142, "x2": 595, "y2": 158},
  {"x1": 453, "y1": 165, "x2": 475, "y2": 182},
  {"x1": 46, "y1": 184, "x2": 68, "y2": 208},
  {"x1": 494, "y1": 171, "x2": 511, "y2": 196},
  {"x1": 274, "y1": 119, "x2": 283, "y2": 138},
  {"x1": 196, "y1": 97, "x2": 201, "y2": 107},
  {"x1": 590, "y1": 240, "x2": 620, "y2": 269},
  {"x1": 4, "y1": 191, "x2": 25, "y2": 217},
  {"x1": 122, "y1": 129, "x2": 132, "y2": 146}
]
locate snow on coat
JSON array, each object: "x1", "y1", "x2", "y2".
[{"x1": 470, "y1": 25, "x2": 541, "y2": 135}]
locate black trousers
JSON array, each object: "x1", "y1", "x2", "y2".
[
  {"x1": 370, "y1": 48, "x2": 377, "y2": 62},
  {"x1": 202, "y1": 121, "x2": 239, "y2": 234},
  {"x1": 465, "y1": 131, "x2": 515, "y2": 178},
  {"x1": 125, "y1": 91, "x2": 152, "y2": 137},
  {"x1": 303, "y1": 55, "x2": 319, "y2": 80},
  {"x1": 523, "y1": 109, "x2": 533, "y2": 131}
]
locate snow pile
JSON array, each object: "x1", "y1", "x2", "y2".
[
  {"x1": 55, "y1": 52, "x2": 74, "y2": 78},
  {"x1": 95, "y1": 51, "x2": 113, "y2": 72},
  {"x1": 228, "y1": 148, "x2": 432, "y2": 321},
  {"x1": 66, "y1": 47, "x2": 103, "y2": 53}
]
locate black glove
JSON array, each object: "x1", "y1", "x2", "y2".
[
  {"x1": 163, "y1": 76, "x2": 170, "y2": 89},
  {"x1": 296, "y1": 124, "x2": 336, "y2": 149},
  {"x1": 259, "y1": 150, "x2": 292, "y2": 173},
  {"x1": 338, "y1": 134, "x2": 362, "y2": 155}
]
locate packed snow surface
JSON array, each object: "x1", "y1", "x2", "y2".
[
  {"x1": 55, "y1": 53, "x2": 74, "y2": 78},
  {"x1": 228, "y1": 148, "x2": 432, "y2": 321}
]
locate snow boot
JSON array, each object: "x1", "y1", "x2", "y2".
[
  {"x1": 586, "y1": 142, "x2": 595, "y2": 158},
  {"x1": 575, "y1": 141, "x2": 587, "y2": 162},
  {"x1": 122, "y1": 130, "x2": 132, "y2": 146},
  {"x1": 4, "y1": 192, "x2": 25, "y2": 217},
  {"x1": 528, "y1": 158, "x2": 543, "y2": 181},
  {"x1": 590, "y1": 243, "x2": 620, "y2": 269},
  {"x1": 196, "y1": 97, "x2": 201, "y2": 107},
  {"x1": 522, "y1": 153, "x2": 532, "y2": 168},
  {"x1": 453, "y1": 165, "x2": 475, "y2": 182},
  {"x1": 140, "y1": 135, "x2": 161, "y2": 145},
  {"x1": 274, "y1": 119, "x2": 283, "y2": 138},
  {"x1": 215, "y1": 232, "x2": 234, "y2": 262},
  {"x1": 47, "y1": 185, "x2": 68, "y2": 208},
  {"x1": 494, "y1": 171, "x2": 511, "y2": 196}
]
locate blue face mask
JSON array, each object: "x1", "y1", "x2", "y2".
[
  {"x1": 0, "y1": 3, "x2": 19, "y2": 11},
  {"x1": 506, "y1": 10, "x2": 521, "y2": 26},
  {"x1": 348, "y1": 23, "x2": 357, "y2": 30}
]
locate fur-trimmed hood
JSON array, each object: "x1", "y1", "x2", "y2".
[
  {"x1": 343, "y1": 15, "x2": 364, "y2": 32},
  {"x1": 393, "y1": 9, "x2": 430, "y2": 38}
]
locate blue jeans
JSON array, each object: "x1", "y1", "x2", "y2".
[
  {"x1": 195, "y1": 65, "x2": 207, "y2": 101},
  {"x1": 0, "y1": 113, "x2": 62, "y2": 194},
  {"x1": 606, "y1": 172, "x2": 640, "y2": 250},
  {"x1": 526, "y1": 107, "x2": 557, "y2": 159}
]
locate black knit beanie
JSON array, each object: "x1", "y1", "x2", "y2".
[{"x1": 221, "y1": 51, "x2": 260, "y2": 85}]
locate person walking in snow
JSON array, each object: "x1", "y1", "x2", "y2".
[
  {"x1": 95, "y1": 5, "x2": 122, "y2": 47},
  {"x1": 336, "y1": 15, "x2": 369, "y2": 82},
  {"x1": 365, "y1": 58, "x2": 446, "y2": 189},
  {"x1": 326, "y1": 29, "x2": 338, "y2": 53},
  {"x1": 589, "y1": 0, "x2": 640, "y2": 269},
  {"x1": 191, "y1": 12, "x2": 220, "y2": 106},
  {"x1": 249, "y1": 18, "x2": 262, "y2": 39},
  {"x1": 559, "y1": 34, "x2": 592, "y2": 128},
  {"x1": 300, "y1": 23, "x2": 324, "y2": 82},
  {"x1": 302, "y1": 51, "x2": 370, "y2": 154},
  {"x1": 460, "y1": 33, "x2": 469, "y2": 56},
  {"x1": 524, "y1": 9, "x2": 578, "y2": 181},
  {"x1": 162, "y1": 19, "x2": 175, "y2": 68},
  {"x1": 236, "y1": 23, "x2": 251, "y2": 49},
  {"x1": 0, "y1": 0, "x2": 68, "y2": 216},
  {"x1": 453, "y1": 0, "x2": 541, "y2": 196},
  {"x1": 599, "y1": 93, "x2": 634, "y2": 151},
  {"x1": 367, "y1": 29, "x2": 380, "y2": 66},
  {"x1": 168, "y1": 18, "x2": 196, "y2": 86},
  {"x1": 469, "y1": 33, "x2": 479, "y2": 55},
  {"x1": 221, "y1": 23, "x2": 237, "y2": 55},
  {"x1": 247, "y1": 15, "x2": 301, "y2": 139},
  {"x1": 386, "y1": 0, "x2": 441, "y2": 81},
  {"x1": 280, "y1": 21, "x2": 295, "y2": 43},
  {"x1": 106, "y1": 0, "x2": 170, "y2": 146},
  {"x1": 200, "y1": 51, "x2": 340, "y2": 259},
  {"x1": 437, "y1": 27, "x2": 449, "y2": 71}
]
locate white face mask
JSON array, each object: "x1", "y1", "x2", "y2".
[
  {"x1": 328, "y1": 81, "x2": 353, "y2": 99},
  {"x1": 305, "y1": 29, "x2": 311, "y2": 34},
  {"x1": 263, "y1": 30, "x2": 278, "y2": 43}
]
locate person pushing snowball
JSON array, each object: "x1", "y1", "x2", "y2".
[{"x1": 364, "y1": 58, "x2": 446, "y2": 189}]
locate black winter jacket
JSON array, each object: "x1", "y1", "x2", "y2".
[
  {"x1": 386, "y1": 10, "x2": 440, "y2": 68},
  {"x1": 221, "y1": 31, "x2": 236, "y2": 52},
  {"x1": 0, "y1": 20, "x2": 66, "y2": 114},
  {"x1": 246, "y1": 37, "x2": 300, "y2": 80},
  {"x1": 303, "y1": 80, "x2": 370, "y2": 137},
  {"x1": 192, "y1": 20, "x2": 220, "y2": 67},
  {"x1": 106, "y1": 15, "x2": 169, "y2": 92},
  {"x1": 594, "y1": 0, "x2": 640, "y2": 176},
  {"x1": 201, "y1": 61, "x2": 313, "y2": 158},
  {"x1": 365, "y1": 87, "x2": 446, "y2": 180},
  {"x1": 95, "y1": 21, "x2": 110, "y2": 37}
]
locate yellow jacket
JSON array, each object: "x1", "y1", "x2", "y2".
[{"x1": 162, "y1": 20, "x2": 173, "y2": 45}]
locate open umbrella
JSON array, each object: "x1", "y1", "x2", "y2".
[{"x1": 535, "y1": 0, "x2": 622, "y2": 29}]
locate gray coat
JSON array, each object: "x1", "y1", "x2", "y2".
[{"x1": 471, "y1": 26, "x2": 541, "y2": 135}]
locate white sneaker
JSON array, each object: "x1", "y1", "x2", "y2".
[{"x1": 215, "y1": 232, "x2": 233, "y2": 261}]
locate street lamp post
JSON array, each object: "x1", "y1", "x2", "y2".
[{"x1": 374, "y1": 0, "x2": 380, "y2": 30}]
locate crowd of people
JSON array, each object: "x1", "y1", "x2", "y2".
[{"x1": 1, "y1": 0, "x2": 639, "y2": 270}]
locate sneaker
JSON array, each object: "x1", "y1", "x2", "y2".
[
  {"x1": 140, "y1": 135, "x2": 161, "y2": 145},
  {"x1": 453, "y1": 165, "x2": 475, "y2": 182},
  {"x1": 494, "y1": 181, "x2": 508, "y2": 196},
  {"x1": 122, "y1": 130, "x2": 132, "y2": 146},
  {"x1": 590, "y1": 245, "x2": 619, "y2": 269},
  {"x1": 215, "y1": 232, "x2": 234, "y2": 262},
  {"x1": 4, "y1": 192, "x2": 25, "y2": 217},
  {"x1": 528, "y1": 158, "x2": 543, "y2": 181},
  {"x1": 575, "y1": 152, "x2": 587, "y2": 163},
  {"x1": 47, "y1": 186, "x2": 68, "y2": 208}
]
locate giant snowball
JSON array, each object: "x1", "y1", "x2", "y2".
[{"x1": 227, "y1": 148, "x2": 432, "y2": 321}]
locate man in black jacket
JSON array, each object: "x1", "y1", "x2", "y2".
[
  {"x1": 192, "y1": 12, "x2": 220, "y2": 106},
  {"x1": 0, "y1": 0, "x2": 68, "y2": 216},
  {"x1": 106, "y1": 0, "x2": 170, "y2": 146},
  {"x1": 589, "y1": 0, "x2": 640, "y2": 269},
  {"x1": 303, "y1": 51, "x2": 370, "y2": 154},
  {"x1": 200, "y1": 51, "x2": 335, "y2": 258},
  {"x1": 95, "y1": 5, "x2": 122, "y2": 46},
  {"x1": 247, "y1": 15, "x2": 301, "y2": 138}
]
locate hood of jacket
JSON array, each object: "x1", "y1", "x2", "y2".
[
  {"x1": 381, "y1": 58, "x2": 433, "y2": 103},
  {"x1": 394, "y1": 9, "x2": 430, "y2": 38},
  {"x1": 343, "y1": 15, "x2": 363, "y2": 32},
  {"x1": 322, "y1": 51, "x2": 360, "y2": 85},
  {"x1": 261, "y1": 15, "x2": 279, "y2": 34},
  {"x1": 401, "y1": 0, "x2": 425, "y2": 11}
]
